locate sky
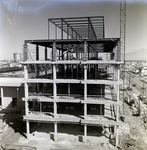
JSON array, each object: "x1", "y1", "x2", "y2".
[{"x1": 0, "y1": 0, "x2": 147, "y2": 60}]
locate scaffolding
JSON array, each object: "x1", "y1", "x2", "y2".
[{"x1": 21, "y1": 16, "x2": 123, "y2": 147}]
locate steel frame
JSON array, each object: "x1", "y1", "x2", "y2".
[{"x1": 48, "y1": 16, "x2": 104, "y2": 40}]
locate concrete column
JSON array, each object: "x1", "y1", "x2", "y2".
[
  {"x1": 115, "y1": 125, "x2": 118, "y2": 147},
  {"x1": 84, "y1": 65, "x2": 87, "y2": 100},
  {"x1": 0, "y1": 87, "x2": 3, "y2": 107},
  {"x1": 84, "y1": 65, "x2": 87, "y2": 81},
  {"x1": 84, "y1": 65, "x2": 87, "y2": 119},
  {"x1": 84, "y1": 103, "x2": 87, "y2": 119},
  {"x1": 26, "y1": 120, "x2": 30, "y2": 139},
  {"x1": 54, "y1": 122, "x2": 57, "y2": 141},
  {"x1": 40, "y1": 102, "x2": 42, "y2": 113},
  {"x1": 53, "y1": 64, "x2": 57, "y2": 119},
  {"x1": 54, "y1": 102, "x2": 57, "y2": 118},
  {"x1": 24, "y1": 66, "x2": 29, "y2": 116},
  {"x1": 117, "y1": 65, "x2": 120, "y2": 81},
  {"x1": 116, "y1": 66, "x2": 120, "y2": 121},
  {"x1": 24, "y1": 65, "x2": 30, "y2": 138},
  {"x1": 114, "y1": 66, "x2": 117, "y2": 93},
  {"x1": 68, "y1": 83, "x2": 70, "y2": 97},
  {"x1": 84, "y1": 124, "x2": 87, "y2": 143},
  {"x1": 53, "y1": 64, "x2": 57, "y2": 99},
  {"x1": 17, "y1": 88, "x2": 20, "y2": 112},
  {"x1": 25, "y1": 83, "x2": 29, "y2": 116},
  {"x1": 84, "y1": 84, "x2": 87, "y2": 100}
]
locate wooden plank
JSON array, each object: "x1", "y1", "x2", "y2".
[
  {"x1": 23, "y1": 79, "x2": 54, "y2": 83},
  {"x1": 81, "y1": 120, "x2": 120, "y2": 125},
  {"x1": 23, "y1": 115, "x2": 81, "y2": 123},
  {"x1": 81, "y1": 100, "x2": 120, "y2": 105},
  {"x1": 81, "y1": 80, "x2": 123, "y2": 85},
  {"x1": 23, "y1": 78, "x2": 123, "y2": 84}
]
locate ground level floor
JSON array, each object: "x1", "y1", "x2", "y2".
[{"x1": 1, "y1": 102, "x2": 147, "y2": 150}]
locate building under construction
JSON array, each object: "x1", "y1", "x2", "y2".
[{"x1": 21, "y1": 16, "x2": 123, "y2": 146}]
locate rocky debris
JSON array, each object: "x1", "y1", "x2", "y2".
[
  {"x1": 119, "y1": 101, "x2": 147, "y2": 150},
  {"x1": 118, "y1": 123, "x2": 130, "y2": 136},
  {"x1": 0, "y1": 119, "x2": 8, "y2": 133}
]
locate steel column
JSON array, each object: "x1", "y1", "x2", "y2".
[
  {"x1": 45, "y1": 47, "x2": 48, "y2": 60},
  {"x1": 36, "y1": 45, "x2": 39, "y2": 61}
]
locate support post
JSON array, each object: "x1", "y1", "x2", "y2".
[
  {"x1": 54, "y1": 102, "x2": 57, "y2": 118},
  {"x1": 17, "y1": 87, "x2": 20, "y2": 112},
  {"x1": 68, "y1": 83, "x2": 70, "y2": 97},
  {"x1": 115, "y1": 65, "x2": 120, "y2": 147},
  {"x1": 84, "y1": 124, "x2": 87, "y2": 143},
  {"x1": 84, "y1": 65, "x2": 87, "y2": 119},
  {"x1": 53, "y1": 64, "x2": 57, "y2": 119},
  {"x1": 116, "y1": 65, "x2": 120, "y2": 121},
  {"x1": 24, "y1": 83, "x2": 29, "y2": 115},
  {"x1": 115, "y1": 125, "x2": 118, "y2": 147},
  {"x1": 54, "y1": 122, "x2": 57, "y2": 141},
  {"x1": 84, "y1": 103, "x2": 87, "y2": 120},
  {"x1": 84, "y1": 65, "x2": 87, "y2": 100},
  {"x1": 36, "y1": 45, "x2": 39, "y2": 61},
  {"x1": 67, "y1": 25, "x2": 69, "y2": 39},
  {"x1": 26, "y1": 120, "x2": 30, "y2": 139},
  {"x1": 24, "y1": 66, "x2": 29, "y2": 116},
  {"x1": 55, "y1": 25, "x2": 57, "y2": 39},
  {"x1": 52, "y1": 42, "x2": 57, "y2": 61},
  {"x1": 53, "y1": 64, "x2": 57, "y2": 99},
  {"x1": 61, "y1": 19, "x2": 63, "y2": 39},
  {"x1": 24, "y1": 66, "x2": 30, "y2": 139},
  {"x1": 45, "y1": 47, "x2": 48, "y2": 60},
  {"x1": 48, "y1": 19, "x2": 50, "y2": 39},
  {"x1": 83, "y1": 41, "x2": 88, "y2": 61},
  {"x1": 0, "y1": 87, "x2": 3, "y2": 107}
]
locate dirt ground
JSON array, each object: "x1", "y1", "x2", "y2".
[
  {"x1": 119, "y1": 103, "x2": 147, "y2": 150},
  {"x1": 0, "y1": 103, "x2": 147, "y2": 150}
]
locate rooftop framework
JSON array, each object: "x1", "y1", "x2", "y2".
[{"x1": 48, "y1": 16, "x2": 105, "y2": 40}]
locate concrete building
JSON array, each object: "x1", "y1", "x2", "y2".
[
  {"x1": 21, "y1": 16, "x2": 123, "y2": 146},
  {"x1": 0, "y1": 78, "x2": 24, "y2": 111}
]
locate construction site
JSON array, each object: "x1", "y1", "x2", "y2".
[
  {"x1": 20, "y1": 14, "x2": 123, "y2": 147},
  {"x1": 1, "y1": 1, "x2": 147, "y2": 150}
]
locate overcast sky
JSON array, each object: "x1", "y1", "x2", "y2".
[{"x1": 0, "y1": 0, "x2": 147, "y2": 60}]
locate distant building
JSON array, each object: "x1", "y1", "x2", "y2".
[{"x1": 13, "y1": 53, "x2": 21, "y2": 62}]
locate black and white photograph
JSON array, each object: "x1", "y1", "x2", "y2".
[{"x1": 0, "y1": 0, "x2": 147, "y2": 149}]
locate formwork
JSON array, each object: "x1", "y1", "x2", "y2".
[{"x1": 21, "y1": 16, "x2": 123, "y2": 146}]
